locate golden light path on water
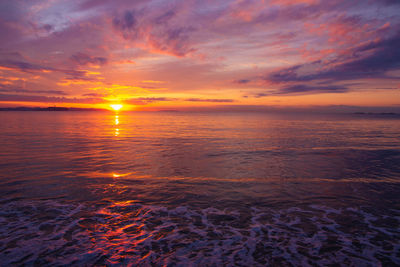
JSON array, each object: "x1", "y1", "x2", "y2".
[
  {"x1": 110, "y1": 104, "x2": 122, "y2": 136},
  {"x1": 114, "y1": 114, "x2": 120, "y2": 136}
]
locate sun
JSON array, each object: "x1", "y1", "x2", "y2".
[{"x1": 110, "y1": 104, "x2": 123, "y2": 111}]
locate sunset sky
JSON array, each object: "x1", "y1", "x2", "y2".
[{"x1": 0, "y1": 0, "x2": 399, "y2": 110}]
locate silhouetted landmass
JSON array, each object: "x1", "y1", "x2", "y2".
[
  {"x1": 353, "y1": 112, "x2": 399, "y2": 116},
  {"x1": 47, "y1": 107, "x2": 69, "y2": 111},
  {"x1": 0, "y1": 107, "x2": 107, "y2": 112}
]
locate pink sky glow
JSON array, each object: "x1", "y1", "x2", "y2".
[{"x1": 0, "y1": 0, "x2": 399, "y2": 110}]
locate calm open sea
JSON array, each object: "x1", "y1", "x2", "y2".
[{"x1": 0, "y1": 111, "x2": 399, "y2": 266}]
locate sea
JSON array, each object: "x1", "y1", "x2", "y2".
[{"x1": 0, "y1": 111, "x2": 399, "y2": 266}]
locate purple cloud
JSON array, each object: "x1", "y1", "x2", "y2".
[
  {"x1": 113, "y1": 10, "x2": 138, "y2": 35},
  {"x1": 270, "y1": 32, "x2": 400, "y2": 83},
  {"x1": 0, "y1": 94, "x2": 102, "y2": 104},
  {"x1": 70, "y1": 52, "x2": 108, "y2": 66},
  {"x1": 125, "y1": 97, "x2": 175, "y2": 105},
  {"x1": 265, "y1": 31, "x2": 400, "y2": 94},
  {"x1": 277, "y1": 84, "x2": 348, "y2": 95},
  {"x1": 0, "y1": 60, "x2": 50, "y2": 73},
  {"x1": 185, "y1": 98, "x2": 234, "y2": 103},
  {"x1": 82, "y1": 93, "x2": 106, "y2": 97},
  {"x1": 0, "y1": 59, "x2": 88, "y2": 78},
  {"x1": 124, "y1": 97, "x2": 235, "y2": 104},
  {"x1": 112, "y1": 6, "x2": 197, "y2": 56},
  {"x1": 234, "y1": 79, "x2": 251, "y2": 84},
  {"x1": 0, "y1": 86, "x2": 68, "y2": 96}
]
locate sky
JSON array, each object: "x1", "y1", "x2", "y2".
[{"x1": 0, "y1": 0, "x2": 399, "y2": 111}]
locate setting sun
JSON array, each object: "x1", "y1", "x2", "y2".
[{"x1": 110, "y1": 104, "x2": 123, "y2": 111}]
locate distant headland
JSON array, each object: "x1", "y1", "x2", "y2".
[
  {"x1": 353, "y1": 112, "x2": 399, "y2": 116},
  {"x1": 0, "y1": 107, "x2": 107, "y2": 112}
]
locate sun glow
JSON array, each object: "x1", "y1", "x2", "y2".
[{"x1": 110, "y1": 104, "x2": 123, "y2": 111}]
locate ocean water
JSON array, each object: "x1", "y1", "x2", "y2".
[{"x1": 0, "y1": 111, "x2": 399, "y2": 266}]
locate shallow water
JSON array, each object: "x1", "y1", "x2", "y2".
[{"x1": 0, "y1": 111, "x2": 399, "y2": 265}]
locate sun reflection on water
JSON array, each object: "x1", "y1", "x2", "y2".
[
  {"x1": 114, "y1": 114, "x2": 120, "y2": 136},
  {"x1": 112, "y1": 173, "x2": 131, "y2": 178}
]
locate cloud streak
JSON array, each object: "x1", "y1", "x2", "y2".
[
  {"x1": 0, "y1": 94, "x2": 102, "y2": 104},
  {"x1": 0, "y1": 87, "x2": 68, "y2": 95},
  {"x1": 70, "y1": 53, "x2": 108, "y2": 66},
  {"x1": 277, "y1": 84, "x2": 348, "y2": 95},
  {"x1": 0, "y1": 59, "x2": 88, "y2": 78},
  {"x1": 268, "y1": 31, "x2": 400, "y2": 84},
  {"x1": 185, "y1": 98, "x2": 234, "y2": 103}
]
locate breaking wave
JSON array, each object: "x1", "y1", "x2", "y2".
[{"x1": 0, "y1": 199, "x2": 399, "y2": 266}]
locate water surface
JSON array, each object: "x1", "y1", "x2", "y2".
[{"x1": 0, "y1": 111, "x2": 399, "y2": 265}]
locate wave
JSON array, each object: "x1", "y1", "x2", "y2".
[{"x1": 0, "y1": 199, "x2": 399, "y2": 266}]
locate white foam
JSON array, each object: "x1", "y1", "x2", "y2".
[{"x1": 0, "y1": 199, "x2": 399, "y2": 266}]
